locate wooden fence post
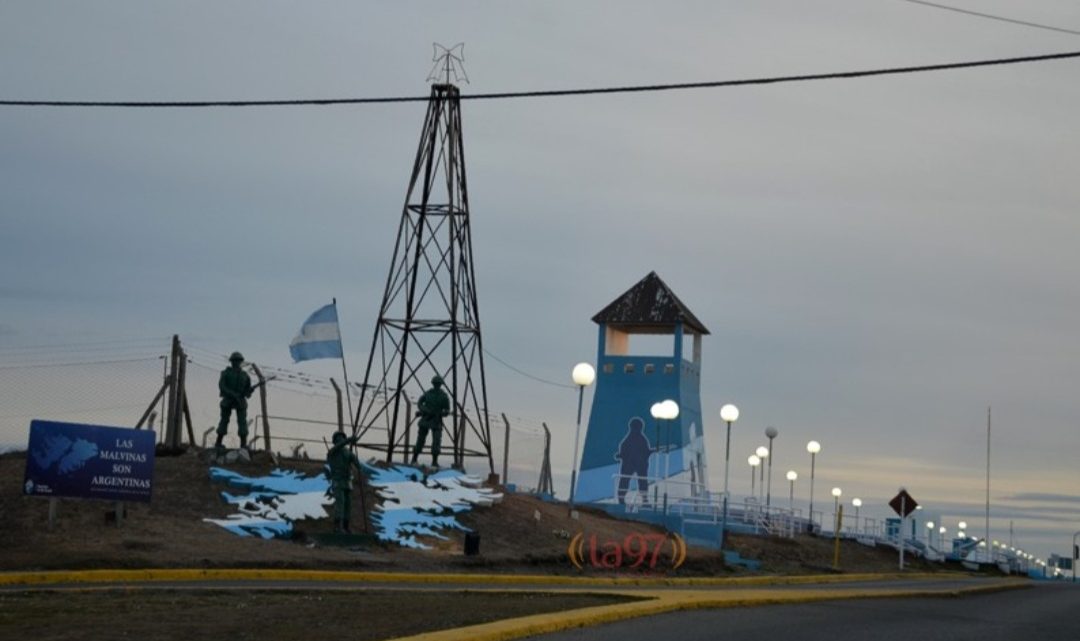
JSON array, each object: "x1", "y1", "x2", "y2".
[
  {"x1": 330, "y1": 378, "x2": 344, "y2": 432},
  {"x1": 250, "y1": 363, "x2": 271, "y2": 452},
  {"x1": 501, "y1": 413, "x2": 511, "y2": 486},
  {"x1": 163, "y1": 335, "x2": 180, "y2": 448}
]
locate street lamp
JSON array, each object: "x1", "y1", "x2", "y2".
[
  {"x1": 807, "y1": 440, "x2": 821, "y2": 529},
  {"x1": 852, "y1": 498, "x2": 862, "y2": 534},
  {"x1": 926, "y1": 521, "x2": 935, "y2": 547},
  {"x1": 831, "y1": 487, "x2": 842, "y2": 531},
  {"x1": 719, "y1": 404, "x2": 739, "y2": 547},
  {"x1": 568, "y1": 362, "x2": 595, "y2": 514},
  {"x1": 748, "y1": 454, "x2": 761, "y2": 497},
  {"x1": 649, "y1": 402, "x2": 664, "y2": 508},
  {"x1": 755, "y1": 445, "x2": 769, "y2": 503},
  {"x1": 786, "y1": 470, "x2": 798, "y2": 511},
  {"x1": 651, "y1": 399, "x2": 679, "y2": 515},
  {"x1": 764, "y1": 426, "x2": 778, "y2": 509}
]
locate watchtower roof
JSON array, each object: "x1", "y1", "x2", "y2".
[{"x1": 591, "y1": 271, "x2": 710, "y2": 335}]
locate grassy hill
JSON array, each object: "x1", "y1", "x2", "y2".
[{"x1": 1, "y1": 449, "x2": 937, "y2": 575}]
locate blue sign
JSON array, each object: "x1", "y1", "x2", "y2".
[{"x1": 23, "y1": 420, "x2": 155, "y2": 503}]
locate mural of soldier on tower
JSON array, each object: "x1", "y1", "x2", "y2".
[{"x1": 615, "y1": 416, "x2": 654, "y2": 505}]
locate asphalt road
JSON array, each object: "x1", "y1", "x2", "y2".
[{"x1": 526, "y1": 582, "x2": 1080, "y2": 641}]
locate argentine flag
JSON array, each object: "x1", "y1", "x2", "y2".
[{"x1": 289, "y1": 303, "x2": 344, "y2": 362}]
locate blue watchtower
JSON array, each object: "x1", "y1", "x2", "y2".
[{"x1": 574, "y1": 272, "x2": 710, "y2": 505}]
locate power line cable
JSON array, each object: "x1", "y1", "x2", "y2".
[
  {"x1": 482, "y1": 348, "x2": 575, "y2": 390},
  {"x1": 896, "y1": 0, "x2": 1080, "y2": 37},
  {"x1": 2, "y1": 50, "x2": 1078, "y2": 108}
]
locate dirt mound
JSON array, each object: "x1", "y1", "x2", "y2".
[{"x1": 0, "y1": 450, "x2": 935, "y2": 575}]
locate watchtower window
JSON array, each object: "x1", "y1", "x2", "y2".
[
  {"x1": 663, "y1": 364, "x2": 675, "y2": 375},
  {"x1": 644, "y1": 363, "x2": 655, "y2": 374},
  {"x1": 623, "y1": 363, "x2": 635, "y2": 374},
  {"x1": 603, "y1": 363, "x2": 614, "y2": 374}
]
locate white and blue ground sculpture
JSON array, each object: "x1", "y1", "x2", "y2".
[
  {"x1": 365, "y1": 464, "x2": 502, "y2": 549},
  {"x1": 203, "y1": 467, "x2": 332, "y2": 539}
]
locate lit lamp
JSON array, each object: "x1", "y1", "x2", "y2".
[
  {"x1": 568, "y1": 362, "x2": 595, "y2": 514},
  {"x1": 958, "y1": 520, "x2": 968, "y2": 540},
  {"x1": 650, "y1": 399, "x2": 679, "y2": 515},
  {"x1": 764, "y1": 426, "x2": 778, "y2": 509},
  {"x1": 649, "y1": 402, "x2": 664, "y2": 508},
  {"x1": 831, "y1": 487, "x2": 842, "y2": 531},
  {"x1": 786, "y1": 470, "x2": 798, "y2": 511},
  {"x1": 755, "y1": 445, "x2": 769, "y2": 502},
  {"x1": 926, "y1": 521, "x2": 935, "y2": 547},
  {"x1": 719, "y1": 403, "x2": 739, "y2": 547},
  {"x1": 852, "y1": 498, "x2": 862, "y2": 534},
  {"x1": 806, "y1": 440, "x2": 821, "y2": 529},
  {"x1": 748, "y1": 454, "x2": 761, "y2": 496}
]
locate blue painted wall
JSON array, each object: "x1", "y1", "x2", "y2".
[{"x1": 575, "y1": 322, "x2": 708, "y2": 504}]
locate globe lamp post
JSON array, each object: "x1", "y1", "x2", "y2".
[
  {"x1": 754, "y1": 445, "x2": 769, "y2": 503},
  {"x1": 806, "y1": 440, "x2": 821, "y2": 530},
  {"x1": 568, "y1": 362, "x2": 595, "y2": 514},
  {"x1": 764, "y1": 426, "x2": 778, "y2": 509},
  {"x1": 831, "y1": 487, "x2": 842, "y2": 532},
  {"x1": 719, "y1": 403, "x2": 739, "y2": 547},
  {"x1": 748, "y1": 454, "x2": 761, "y2": 497},
  {"x1": 786, "y1": 470, "x2": 798, "y2": 511}
]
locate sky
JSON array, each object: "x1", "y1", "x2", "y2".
[{"x1": 2, "y1": 1, "x2": 1079, "y2": 562}]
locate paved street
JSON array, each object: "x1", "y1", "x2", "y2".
[{"x1": 527, "y1": 582, "x2": 1080, "y2": 641}]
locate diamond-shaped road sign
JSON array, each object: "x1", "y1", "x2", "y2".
[{"x1": 889, "y1": 489, "x2": 919, "y2": 518}]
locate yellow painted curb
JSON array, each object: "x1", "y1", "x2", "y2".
[
  {"x1": 383, "y1": 579, "x2": 1030, "y2": 641},
  {"x1": 0, "y1": 567, "x2": 959, "y2": 588}
]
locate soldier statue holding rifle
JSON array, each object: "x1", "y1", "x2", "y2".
[
  {"x1": 216, "y1": 351, "x2": 254, "y2": 450},
  {"x1": 411, "y1": 375, "x2": 451, "y2": 468}
]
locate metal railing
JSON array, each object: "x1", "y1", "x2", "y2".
[{"x1": 610, "y1": 474, "x2": 800, "y2": 538}]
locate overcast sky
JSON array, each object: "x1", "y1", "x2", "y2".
[{"x1": 2, "y1": 1, "x2": 1079, "y2": 560}]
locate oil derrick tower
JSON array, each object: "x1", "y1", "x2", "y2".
[{"x1": 353, "y1": 48, "x2": 493, "y2": 473}]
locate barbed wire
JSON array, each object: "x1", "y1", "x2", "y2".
[
  {"x1": 0, "y1": 356, "x2": 163, "y2": 371},
  {"x1": 0, "y1": 340, "x2": 555, "y2": 477}
]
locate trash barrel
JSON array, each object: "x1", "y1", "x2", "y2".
[{"x1": 464, "y1": 531, "x2": 481, "y2": 556}]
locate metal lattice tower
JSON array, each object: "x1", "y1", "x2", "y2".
[{"x1": 352, "y1": 81, "x2": 493, "y2": 472}]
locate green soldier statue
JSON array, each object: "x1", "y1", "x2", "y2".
[
  {"x1": 326, "y1": 431, "x2": 363, "y2": 533},
  {"x1": 411, "y1": 375, "x2": 451, "y2": 468},
  {"x1": 216, "y1": 351, "x2": 254, "y2": 450}
]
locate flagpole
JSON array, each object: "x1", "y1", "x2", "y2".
[{"x1": 333, "y1": 298, "x2": 355, "y2": 427}]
